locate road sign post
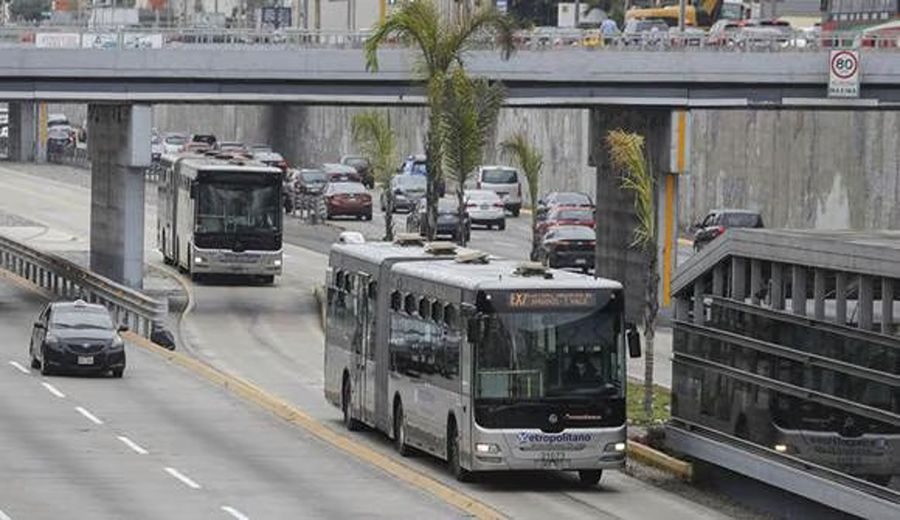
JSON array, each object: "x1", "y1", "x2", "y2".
[{"x1": 828, "y1": 50, "x2": 861, "y2": 98}]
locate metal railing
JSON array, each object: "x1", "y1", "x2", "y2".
[
  {"x1": 0, "y1": 233, "x2": 167, "y2": 338},
  {"x1": 1, "y1": 26, "x2": 896, "y2": 52}
]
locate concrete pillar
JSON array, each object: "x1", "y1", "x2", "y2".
[
  {"x1": 858, "y1": 275, "x2": 874, "y2": 331},
  {"x1": 770, "y1": 262, "x2": 785, "y2": 310},
  {"x1": 882, "y1": 278, "x2": 894, "y2": 334},
  {"x1": 693, "y1": 278, "x2": 705, "y2": 324},
  {"x1": 7, "y1": 102, "x2": 40, "y2": 162},
  {"x1": 750, "y1": 259, "x2": 763, "y2": 305},
  {"x1": 712, "y1": 263, "x2": 725, "y2": 297},
  {"x1": 657, "y1": 172, "x2": 680, "y2": 313},
  {"x1": 731, "y1": 257, "x2": 747, "y2": 302},
  {"x1": 791, "y1": 265, "x2": 807, "y2": 316},
  {"x1": 88, "y1": 104, "x2": 152, "y2": 290},
  {"x1": 835, "y1": 271, "x2": 848, "y2": 325},
  {"x1": 814, "y1": 268, "x2": 826, "y2": 320},
  {"x1": 591, "y1": 107, "x2": 671, "y2": 323}
]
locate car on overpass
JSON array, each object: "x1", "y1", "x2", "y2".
[
  {"x1": 29, "y1": 299, "x2": 128, "y2": 378},
  {"x1": 691, "y1": 208, "x2": 764, "y2": 251}
]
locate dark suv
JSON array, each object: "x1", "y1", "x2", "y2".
[
  {"x1": 692, "y1": 209, "x2": 764, "y2": 251},
  {"x1": 29, "y1": 300, "x2": 128, "y2": 377}
]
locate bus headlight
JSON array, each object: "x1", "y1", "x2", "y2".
[
  {"x1": 605, "y1": 442, "x2": 626, "y2": 452},
  {"x1": 475, "y1": 443, "x2": 501, "y2": 454},
  {"x1": 774, "y1": 444, "x2": 789, "y2": 453},
  {"x1": 194, "y1": 256, "x2": 205, "y2": 264},
  {"x1": 273, "y1": 259, "x2": 282, "y2": 267}
]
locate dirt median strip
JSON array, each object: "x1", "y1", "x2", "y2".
[{"x1": 123, "y1": 331, "x2": 507, "y2": 520}]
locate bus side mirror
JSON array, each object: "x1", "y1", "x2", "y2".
[{"x1": 626, "y1": 322, "x2": 642, "y2": 358}]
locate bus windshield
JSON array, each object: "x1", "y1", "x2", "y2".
[
  {"x1": 196, "y1": 182, "x2": 279, "y2": 234},
  {"x1": 475, "y1": 305, "x2": 623, "y2": 401}
]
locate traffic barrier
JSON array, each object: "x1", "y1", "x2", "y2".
[
  {"x1": 0, "y1": 234, "x2": 167, "y2": 338},
  {"x1": 628, "y1": 440, "x2": 693, "y2": 481}
]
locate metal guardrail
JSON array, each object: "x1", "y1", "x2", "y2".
[
  {"x1": 1, "y1": 26, "x2": 896, "y2": 52},
  {"x1": 0, "y1": 233, "x2": 167, "y2": 338},
  {"x1": 290, "y1": 193, "x2": 326, "y2": 225}
]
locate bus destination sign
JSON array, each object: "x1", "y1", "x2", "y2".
[{"x1": 508, "y1": 291, "x2": 596, "y2": 309}]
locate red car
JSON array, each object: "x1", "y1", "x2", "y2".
[
  {"x1": 323, "y1": 182, "x2": 372, "y2": 220},
  {"x1": 535, "y1": 206, "x2": 595, "y2": 239}
]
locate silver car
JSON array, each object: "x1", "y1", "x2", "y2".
[
  {"x1": 464, "y1": 189, "x2": 506, "y2": 230},
  {"x1": 476, "y1": 165, "x2": 522, "y2": 216}
]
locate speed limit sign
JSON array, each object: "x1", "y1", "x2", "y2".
[{"x1": 828, "y1": 50, "x2": 861, "y2": 98}]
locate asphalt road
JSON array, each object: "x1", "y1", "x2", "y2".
[
  {"x1": 0, "y1": 280, "x2": 455, "y2": 520},
  {"x1": 0, "y1": 162, "x2": 738, "y2": 519}
]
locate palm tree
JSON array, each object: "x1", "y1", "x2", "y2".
[
  {"x1": 364, "y1": 0, "x2": 515, "y2": 240},
  {"x1": 351, "y1": 110, "x2": 398, "y2": 241},
  {"x1": 606, "y1": 129, "x2": 658, "y2": 417},
  {"x1": 440, "y1": 68, "x2": 505, "y2": 246},
  {"x1": 500, "y1": 133, "x2": 544, "y2": 258}
]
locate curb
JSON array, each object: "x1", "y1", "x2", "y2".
[{"x1": 627, "y1": 440, "x2": 693, "y2": 481}]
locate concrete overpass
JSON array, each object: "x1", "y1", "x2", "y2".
[{"x1": 0, "y1": 47, "x2": 898, "y2": 108}]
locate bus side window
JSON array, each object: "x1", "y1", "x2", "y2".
[
  {"x1": 390, "y1": 291, "x2": 401, "y2": 311},
  {"x1": 404, "y1": 294, "x2": 416, "y2": 315},
  {"x1": 418, "y1": 297, "x2": 431, "y2": 320}
]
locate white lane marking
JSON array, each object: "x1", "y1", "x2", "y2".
[
  {"x1": 117, "y1": 436, "x2": 149, "y2": 455},
  {"x1": 0, "y1": 508, "x2": 12, "y2": 520},
  {"x1": 41, "y1": 382, "x2": 66, "y2": 398},
  {"x1": 8, "y1": 361, "x2": 29, "y2": 374},
  {"x1": 164, "y1": 467, "x2": 202, "y2": 489},
  {"x1": 221, "y1": 506, "x2": 250, "y2": 520},
  {"x1": 75, "y1": 406, "x2": 104, "y2": 425}
]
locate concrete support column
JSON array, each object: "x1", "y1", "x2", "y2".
[
  {"x1": 7, "y1": 102, "x2": 44, "y2": 162},
  {"x1": 731, "y1": 257, "x2": 747, "y2": 302},
  {"x1": 693, "y1": 278, "x2": 705, "y2": 324},
  {"x1": 882, "y1": 278, "x2": 894, "y2": 334},
  {"x1": 791, "y1": 265, "x2": 807, "y2": 316},
  {"x1": 835, "y1": 271, "x2": 848, "y2": 325},
  {"x1": 88, "y1": 104, "x2": 151, "y2": 290},
  {"x1": 814, "y1": 268, "x2": 826, "y2": 321},
  {"x1": 770, "y1": 262, "x2": 785, "y2": 310},
  {"x1": 858, "y1": 275, "x2": 874, "y2": 330},
  {"x1": 591, "y1": 107, "x2": 672, "y2": 323}
]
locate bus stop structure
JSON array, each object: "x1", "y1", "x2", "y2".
[{"x1": 667, "y1": 229, "x2": 900, "y2": 519}]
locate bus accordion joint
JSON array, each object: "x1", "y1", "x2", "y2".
[
  {"x1": 454, "y1": 249, "x2": 490, "y2": 264},
  {"x1": 424, "y1": 241, "x2": 457, "y2": 255},
  {"x1": 514, "y1": 261, "x2": 553, "y2": 279}
]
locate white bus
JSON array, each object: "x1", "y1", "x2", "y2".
[
  {"x1": 324, "y1": 240, "x2": 642, "y2": 485},
  {"x1": 157, "y1": 153, "x2": 284, "y2": 282}
]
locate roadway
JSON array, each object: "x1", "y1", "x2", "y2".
[
  {"x1": 0, "y1": 280, "x2": 455, "y2": 520},
  {"x1": 0, "y1": 162, "x2": 739, "y2": 519}
]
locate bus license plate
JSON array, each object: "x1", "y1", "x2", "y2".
[
  {"x1": 539, "y1": 451, "x2": 568, "y2": 468},
  {"x1": 77, "y1": 356, "x2": 94, "y2": 365},
  {"x1": 575, "y1": 258, "x2": 587, "y2": 265}
]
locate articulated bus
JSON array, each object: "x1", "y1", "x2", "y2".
[
  {"x1": 672, "y1": 297, "x2": 900, "y2": 487},
  {"x1": 157, "y1": 153, "x2": 284, "y2": 282},
  {"x1": 323, "y1": 240, "x2": 642, "y2": 485}
]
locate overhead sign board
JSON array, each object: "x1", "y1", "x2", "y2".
[
  {"x1": 35, "y1": 33, "x2": 80, "y2": 48},
  {"x1": 828, "y1": 50, "x2": 861, "y2": 98}
]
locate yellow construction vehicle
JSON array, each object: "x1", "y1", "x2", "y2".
[{"x1": 626, "y1": 0, "x2": 750, "y2": 29}]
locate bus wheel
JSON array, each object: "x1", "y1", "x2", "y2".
[
  {"x1": 447, "y1": 421, "x2": 471, "y2": 482},
  {"x1": 393, "y1": 401, "x2": 412, "y2": 457},
  {"x1": 341, "y1": 377, "x2": 361, "y2": 431},
  {"x1": 577, "y1": 470, "x2": 602, "y2": 487}
]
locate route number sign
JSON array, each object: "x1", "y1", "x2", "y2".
[{"x1": 828, "y1": 50, "x2": 861, "y2": 98}]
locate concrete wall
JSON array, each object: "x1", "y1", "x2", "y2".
[
  {"x1": 682, "y1": 110, "x2": 900, "y2": 232},
  {"x1": 269, "y1": 104, "x2": 593, "y2": 204}
]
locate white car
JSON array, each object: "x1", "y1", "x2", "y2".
[
  {"x1": 475, "y1": 165, "x2": 523, "y2": 216},
  {"x1": 464, "y1": 190, "x2": 506, "y2": 231}
]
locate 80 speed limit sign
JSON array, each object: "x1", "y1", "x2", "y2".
[{"x1": 828, "y1": 50, "x2": 861, "y2": 98}]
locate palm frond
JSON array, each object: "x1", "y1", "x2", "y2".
[
  {"x1": 351, "y1": 110, "x2": 397, "y2": 188},
  {"x1": 445, "y1": 5, "x2": 517, "y2": 68},
  {"x1": 364, "y1": 0, "x2": 441, "y2": 74},
  {"x1": 606, "y1": 129, "x2": 655, "y2": 249}
]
